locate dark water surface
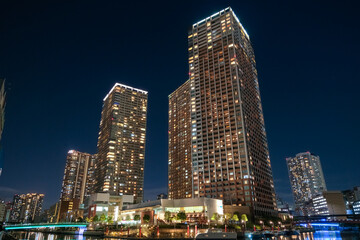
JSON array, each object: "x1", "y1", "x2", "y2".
[{"x1": 10, "y1": 231, "x2": 360, "y2": 240}]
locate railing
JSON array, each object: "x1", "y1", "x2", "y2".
[{"x1": 4, "y1": 222, "x2": 88, "y2": 230}]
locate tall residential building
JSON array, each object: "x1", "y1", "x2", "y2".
[
  {"x1": 9, "y1": 193, "x2": 44, "y2": 223},
  {"x1": 168, "y1": 80, "x2": 192, "y2": 199},
  {"x1": 58, "y1": 150, "x2": 96, "y2": 221},
  {"x1": 94, "y1": 83, "x2": 148, "y2": 203},
  {"x1": 286, "y1": 152, "x2": 327, "y2": 215},
  {"x1": 169, "y1": 7, "x2": 277, "y2": 217}
]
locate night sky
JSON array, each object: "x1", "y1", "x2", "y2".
[{"x1": 0, "y1": 0, "x2": 359, "y2": 209}]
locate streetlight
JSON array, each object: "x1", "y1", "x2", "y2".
[
  {"x1": 259, "y1": 220, "x2": 264, "y2": 230},
  {"x1": 269, "y1": 221, "x2": 274, "y2": 231}
]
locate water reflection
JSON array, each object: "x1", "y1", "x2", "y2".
[
  {"x1": 12, "y1": 232, "x2": 102, "y2": 240},
  {"x1": 11, "y1": 231, "x2": 360, "y2": 240}
]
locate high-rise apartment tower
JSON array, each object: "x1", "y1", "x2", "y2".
[
  {"x1": 169, "y1": 7, "x2": 277, "y2": 217},
  {"x1": 94, "y1": 83, "x2": 148, "y2": 203},
  {"x1": 286, "y1": 151, "x2": 327, "y2": 215},
  {"x1": 168, "y1": 80, "x2": 192, "y2": 199},
  {"x1": 58, "y1": 150, "x2": 96, "y2": 220}
]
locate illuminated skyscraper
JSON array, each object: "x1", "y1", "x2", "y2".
[
  {"x1": 169, "y1": 7, "x2": 277, "y2": 216},
  {"x1": 94, "y1": 83, "x2": 148, "y2": 203},
  {"x1": 168, "y1": 80, "x2": 192, "y2": 199},
  {"x1": 286, "y1": 152, "x2": 327, "y2": 215},
  {"x1": 58, "y1": 150, "x2": 96, "y2": 221}
]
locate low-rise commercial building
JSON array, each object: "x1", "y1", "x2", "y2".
[
  {"x1": 83, "y1": 193, "x2": 133, "y2": 222},
  {"x1": 120, "y1": 198, "x2": 223, "y2": 225}
]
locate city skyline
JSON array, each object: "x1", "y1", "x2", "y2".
[{"x1": 0, "y1": 1, "x2": 359, "y2": 209}]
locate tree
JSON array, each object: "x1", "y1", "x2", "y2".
[
  {"x1": 241, "y1": 214, "x2": 248, "y2": 223},
  {"x1": 143, "y1": 214, "x2": 151, "y2": 224},
  {"x1": 126, "y1": 215, "x2": 131, "y2": 221},
  {"x1": 92, "y1": 215, "x2": 99, "y2": 222},
  {"x1": 134, "y1": 215, "x2": 141, "y2": 221},
  {"x1": 76, "y1": 217, "x2": 83, "y2": 222},
  {"x1": 86, "y1": 217, "x2": 92, "y2": 223},
  {"x1": 100, "y1": 213, "x2": 107, "y2": 222},
  {"x1": 177, "y1": 211, "x2": 187, "y2": 222},
  {"x1": 241, "y1": 214, "x2": 248, "y2": 231},
  {"x1": 211, "y1": 213, "x2": 221, "y2": 224},
  {"x1": 164, "y1": 211, "x2": 172, "y2": 223},
  {"x1": 107, "y1": 215, "x2": 113, "y2": 224},
  {"x1": 231, "y1": 214, "x2": 239, "y2": 222}
]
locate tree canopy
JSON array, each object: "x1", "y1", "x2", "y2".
[
  {"x1": 143, "y1": 214, "x2": 151, "y2": 223},
  {"x1": 92, "y1": 215, "x2": 99, "y2": 222},
  {"x1": 177, "y1": 211, "x2": 187, "y2": 222}
]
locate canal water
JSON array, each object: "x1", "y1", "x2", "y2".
[{"x1": 9, "y1": 231, "x2": 360, "y2": 240}]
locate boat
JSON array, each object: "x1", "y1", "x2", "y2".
[{"x1": 195, "y1": 229, "x2": 237, "y2": 239}]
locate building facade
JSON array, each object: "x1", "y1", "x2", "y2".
[
  {"x1": 94, "y1": 83, "x2": 148, "y2": 203},
  {"x1": 313, "y1": 191, "x2": 346, "y2": 216},
  {"x1": 83, "y1": 193, "x2": 133, "y2": 221},
  {"x1": 0, "y1": 79, "x2": 5, "y2": 176},
  {"x1": 286, "y1": 152, "x2": 327, "y2": 216},
  {"x1": 169, "y1": 7, "x2": 277, "y2": 217},
  {"x1": 58, "y1": 150, "x2": 96, "y2": 221},
  {"x1": 168, "y1": 80, "x2": 192, "y2": 199},
  {"x1": 353, "y1": 200, "x2": 360, "y2": 215},
  {"x1": 9, "y1": 193, "x2": 44, "y2": 223},
  {"x1": 342, "y1": 186, "x2": 360, "y2": 214},
  {"x1": 120, "y1": 197, "x2": 223, "y2": 225}
]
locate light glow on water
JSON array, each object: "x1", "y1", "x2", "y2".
[{"x1": 10, "y1": 230, "x2": 360, "y2": 240}]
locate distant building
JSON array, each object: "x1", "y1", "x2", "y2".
[
  {"x1": 276, "y1": 196, "x2": 293, "y2": 213},
  {"x1": 313, "y1": 191, "x2": 346, "y2": 216},
  {"x1": 120, "y1": 198, "x2": 223, "y2": 225},
  {"x1": 9, "y1": 193, "x2": 44, "y2": 223},
  {"x1": 47, "y1": 202, "x2": 60, "y2": 223},
  {"x1": 286, "y1": 152, "x2": 327, "y2": 215},
  {"x1": 342, "y1": 186, "x2": 360, "y2": 214},
  {"x1": 353, "y1": 200, "x2": 360, "y2": 215},
  {"x1": 9, "y1": 194, "x2": 25, "y2": 222},
  {"x1": 94, "y1": 83, "x2": 148, "y2": 203},
  {"x1": 0, "y1": 201, "x2": 5, "y2": 222},
  {"x1": 58, "y1": 150, "x2": 96, "y2": 221},
  {"x1": 3, "y1": 201, "x2": 12, "y2": 222},
  {"x1": 0, "y1": 79, "x2": 5, "y2": 176}
]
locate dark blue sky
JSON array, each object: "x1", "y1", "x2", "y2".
[{"x1": 0, "y1": 0, "x2": 359, "y2": 209}]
